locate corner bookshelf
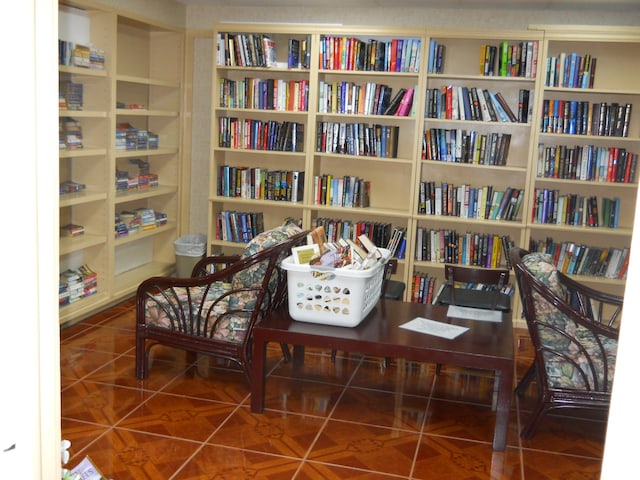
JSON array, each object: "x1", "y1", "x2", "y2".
[
  {"x1": 527, "y1": 25, "x2": 640, "y2": 298},
  {"x1": 58, "y1": 0, "x2": 185, "y2": 325}
]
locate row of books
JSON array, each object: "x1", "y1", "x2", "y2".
[
  {"x1": 215, "y1": 210, "x2": 265, "y2": 243},
  {"x1": 114, "y1": 209, "x2": 167, "y2": 237},
  {"x1": 543, "y1": 52, "x2": 597, "y2": 89},
  {"x1": 319, "y1": 36, "x2": 421, "y2": 73},
  {"x1": 415, "y1": 227, "x2": 514, "y2": 269},
  {"x1": 58, "y1": 40, "x2": 105, "y2": 70},
  {"x1": 531, "y1": 189, "x2": 621, "y2": 228},
  {"x1": 219, "y1": 77, "x2": 309, "y2": 111},
  {"x1": 479, "y1": 40, "x2": 539, "y2": 78},
  {"x1": 59, "y1": 265, "x2": 97, "y2": 307},
  {"x1": 410, "y1": 273, "x2": 438, "y2": 304},
  {"x1": 536, "y1": 144, "x2": 638, "y2": 183},
  {"x1": 529, "y1": 238, "x2": 629, "y2": 279},
  {"x1": 318, "y1": 81, "x2": 415, "y2": 117},
  {"x1": 59, "y1": 117, "x2": 83, "y2": 150},
  {"x1": 60, "y1": 180, "x2": 86, "y2": 195},
  {"x1": 217, "y1": 166, "x2": 304, "y2": 203},
  {"x1": 218, "y1": 117, "x2": 304, "y2": 152},
  {"x1": 312, "y1": 218, "x2": 406, "y2": 258},
  {"x1": 217, "y1": 32, "x2": 311, "y2": 69},
  {"x1": 115, "y1": 159, "x2": 159, "y2": 192},
  {"x1": 316, "y1": 122, "x2": 399, "y2": 158},
  {"x1": 425, "y1": 86, "x2": 531, "y2": 124},
  {"x1": 422, "y1": 129, "x2": 511, "y2": 165},
  {"x1": 426, "y1": 39, "x2": 446, "y2": 74},
  {"x1": 417, "y1": 182, "x2": 524, "y2": 222},
  {"x1": 312, "y1": 174, "x2": 371, "y2": 208},
  {"x1": 115, "y1": 123, "x2": 159, "y2": 151},
  {"x1": 59, "y1": 81, "x2": 83, "y2": 110},
  {"x1": 540, "y1": 100, "x2": 632, "y2": 137}
]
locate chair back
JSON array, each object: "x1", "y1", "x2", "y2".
[
  {"x1": 438, "y1": 264, "x2": 511, "y2": 311},
  {"x1": 510, "y1": 247, "x2": 621, "y2": 393}
]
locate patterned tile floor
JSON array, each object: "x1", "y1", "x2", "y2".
[{"x1": 61, "y1": 298, "x2": 607, "y2": 479}]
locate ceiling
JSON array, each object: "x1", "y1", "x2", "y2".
[{"x1": 176, "y1": 0, "x2": 640, "y2": 9}]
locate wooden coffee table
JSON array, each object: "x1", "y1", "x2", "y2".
[{"x1": 250, "y1": 299, "x2": 514, "y2": 451}]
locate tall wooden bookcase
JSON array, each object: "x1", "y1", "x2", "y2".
[
  {"x1": 208, "y1": 23, "x2": 640, "y2": 328},
  {"x1": 58, "y1": 0, "x2": 184, "y2": 324},
  {"x1": 527, "y1": 25, "x2": 640, "y2": 299}
]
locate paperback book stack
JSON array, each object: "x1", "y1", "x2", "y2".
[
  {"x1": 60, "y1": 180, "x2": 86, "y2": 195},
  {"x1": 60, "y1": 223, "x2": 85, "y2": 238},
  {"x1": 117, "y1": 211, "x2": 141, "y2": 235},
  {"x1": 59, "y1": 81, "x2": 83, "y2": 110},
  {"x1": 114, "y1": 214, "x2": 128, "y2": 238},
  {"x1": 79, "y1": 264, "x2": 98, "y2": 298},
  {"x1": 115, "y1": 123, "x2": 138, "y2": 150},
  {"x1": 59, "y1": 269, "x2": 84, "y2": 305},
  {"x1": 60, "y1": 117, "x2": 83, "y2": 150},
  {"x1": 136, "y1": 208, "x2": 157, "y2": 230},
  {"x1": 58, "y1": 40, "x2": 105, "y2": 70}
]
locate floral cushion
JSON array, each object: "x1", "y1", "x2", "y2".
[
  {"x1": 522, "y1": 252, "x2": 617, "y2": 390},
  {"x1": 144, "y1": 282, "x2": 251, "y2": 342}
]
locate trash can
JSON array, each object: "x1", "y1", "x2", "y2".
[{"x1": 174, "y1": 234, "x2": 207, "y2": 277}]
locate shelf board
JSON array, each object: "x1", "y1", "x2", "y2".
[
  {"x1": 60, "y1": 234, "x2": 108, "y2": 255},
  {"x1": 59, "y1": 65, "x2": 107, "y2": 78},
  {"x1": 310, "y1": 204, "x2": 412, "y2": 219},
  {"x1": 59, "y1": 292, "x2": 111, "y2": 325},
  {"x1": 534, "y1": 177, "x2": 638, "y2": 188},
  {"x1": 315, "y1": 152, "x2": 414, "y2": 164},
  {"x1": 59, "y1": 109, "x2": 108, "y2": 118},
  {"x1": 424, "y1": 117, "x2": 531, "y2": 128},
  {"x1": 528, "y1": 223, "x2": 634, "y2": 236},
  {"x1": 114, "y1": 147, "x2": 178, "y2": 158},
  {"x1": 415, "y1": 214, "x2": 526, "y2": 228},
  {"x1": 421, "y1": 160, "x2": 527, "y2": 173},
  {"x1": 211, "y1": 196, "x2": 304, "y2": 208},
  {"x1": 116, "y1": 74, "x2": 179, "y2": 88},
  {"x1": 114, "y1": 221, "x2": 176, "y2": 246},
  {"x1": 115, "y1": 185, "x2": 178, "y2": 203},
  {"x1": 59, "y1": 190, "x2": 108, "y2": 207},
  {"x1": 59, "y1": 147, "x2": 107, "y2": 158},
  {"x1": 537, "y1": 132, "x2": 640, "y2": 143},
  {"x1": 116, "y1": 108, "x2": 179, "y2": 117},
  {"x1": 113, "y1": 260, "x2": 175, "y2": 298},
  {"x1": 543, "y1": 86, "x2": 640, "y2": 96},
  {"x1": 428, "y1": 73, "x2": 536, "y2": 83}
]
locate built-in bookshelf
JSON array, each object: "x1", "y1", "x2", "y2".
[
  {"x1": 58, "y1": 0, "x2": 184, "y2": 324},
  {"x1": 527, "y1": 25, "x2": 640, "y2": 297},
  {"x1": 207, "y1": 24, "x2": 640, "y2": 327}
]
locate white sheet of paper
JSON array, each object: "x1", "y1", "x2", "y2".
[
  {"x1": 399, "y1": 317, "x2": 469, "y2": 340},
  {"x1": 447, "y1": 305, "x2": 502, "y2": 323}
]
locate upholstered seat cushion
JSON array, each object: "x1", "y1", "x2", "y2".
[{"x1": 522, "y1": 252, "x2": 617, "y2": 390}]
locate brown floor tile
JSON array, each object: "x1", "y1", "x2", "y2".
[
  {"x1": 270, "y1": 349, "x2": 361, "y2": 385},
  {"x1": 412, "y1": 436, "x2": 522, "y2": 480},
  {"x1": 350, "y1": 358, "x2": 437, "y2": 397},
  {"x1": 116, "y1": 392, "x2": 237, "y2": 442},
  {"x1": 306, "y1": 419, "x2": 420, "y2": 477},
  {"x1": 332, "y1": 387, "x2": 428, "y2": 431},
  {"x1": 521, "y1": 449, "x2": 602, "y2": 479},
  {"x1": 61, "y1": 418, "x2": 111, "y2": 459},
  {"x1": 162, "y1": 360, "x2": 252, "y2": 404},
  {"x1": 83, "y1": 351, "x2": 190, "y2": 392},
  {"x1": 296, "y1": 461, "x2": 410, "y2": 479},
  {"x1": 61, "y1": 380, "x2": 152, "y2": 426},
  {"x1": 208, "y1": 406, "x2": 326, "y2": 457},
  {"x1": 172, "y1": 444, "x2": 302, "y2": 479},
  {"x1": 60, "y1": 346, "x2": 119, "y2": 380},
  {"x1": 261, "y1": 376, "x2": 346, "y2": 416},
  {"x1": 423, "y1": 399, "x2": 503, "y2": 445},
  {"x1": 431, "y1": 369, "x2": 496, "y2": 405},
  {"x1": 66, "y1": 428, "x2": 201, "y2": 480},
  {"x1": 61, "y1": 324, "x2": 136, "y2": 355}
]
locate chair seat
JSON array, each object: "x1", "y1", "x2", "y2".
[{"x1": 436, "y1": 285, "x2": 511, "y2": 312}]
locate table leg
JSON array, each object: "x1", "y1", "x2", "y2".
[
  {"x1": 493, "y1": 363, "x2": 514, "y2": 451},
  {"x1": 250, "y1": 334, "x2": 267, "y2": 413},
  {"x1": 292, "y1": 345, "x2": 305, "y2": 367}
]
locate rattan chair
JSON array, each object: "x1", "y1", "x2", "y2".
[
  {"x1": 510, "y1": 247, "x2": 622, "y2": 438},
  {"x1": 136, "y1": 226, "x2": 308, "y2": 386}
]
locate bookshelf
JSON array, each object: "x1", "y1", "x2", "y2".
[
  {"x1": 58, "y1": 1, "x2": 185, "y2": 324},
  {"x1": 527, "y1": 25, "x2": 640, "y2": 298},
  {"x1": 206, "y1": 24, "x2": 639, "y2": 328}
]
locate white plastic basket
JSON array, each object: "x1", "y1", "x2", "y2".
[{"x1": 282, "y1": 248, "x2": 391, "y2": 327}]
